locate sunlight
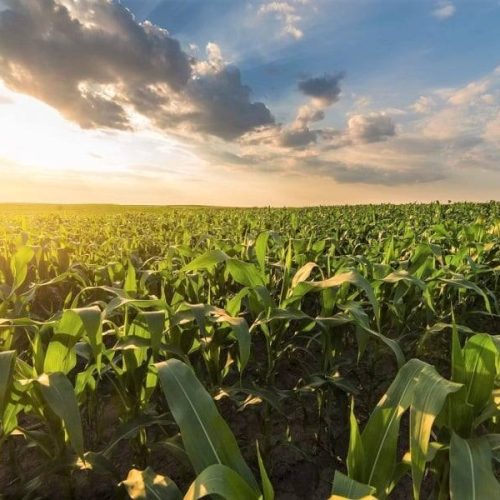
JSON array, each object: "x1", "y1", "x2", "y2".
[{"x1": 0, "y1": 82, "x2": 202, "y2": 177}]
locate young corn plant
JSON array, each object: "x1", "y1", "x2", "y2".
[
  {"x1": 120, "y1": 358, "x2": 274, "y2": 500},
  {"x1": 333, "y1": 327, "x2": 500, "y2": 499}
]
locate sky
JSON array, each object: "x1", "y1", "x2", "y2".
[{"x1": 0, "y1": 0, "x2": 499, "y2": 206}]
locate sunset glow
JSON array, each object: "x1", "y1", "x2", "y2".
[{"x1": 1, "y1": 0, "x2": 499, "y2": 205}]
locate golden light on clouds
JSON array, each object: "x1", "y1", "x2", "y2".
[{"x1": 0, "y1": 0, "x2": 499, "y2": 206}]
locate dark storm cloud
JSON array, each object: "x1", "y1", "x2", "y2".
[
  {"x1": 0, "y1": 0, "x2": 273, "y2": 138},
  {"x1": 298, "y1": 72, "x2": 344, "y2": 104}
]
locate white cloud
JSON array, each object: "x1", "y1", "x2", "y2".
[
  {"x1": 415, "y1": 68, "x2": 500, "y2": 145},
  {"x1": 258, "y1": 1, "x2": 311, "y2": 40},
  {"x1": 432, "y1": 1, "x2": 456, "y2": 20},
  {"x1": 422, "y1": 107, "x2": 466, "y2": 140},
  {"x1": 448, "y1": 80, "x2": 490, "y2": 106},
  {"x1": 194, "y1": 42, "x2": 225, "y2": 75},
  {"x1": 411, "y1": 96, "x2": 435, "y2": 114}
]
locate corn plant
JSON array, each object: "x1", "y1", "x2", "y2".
[
  {"x1": 0, "y1": 203, "x2": 499, "y2": 498},
  {"x1": 334, "y1": 328, "x2": 500, "y2": 499}
]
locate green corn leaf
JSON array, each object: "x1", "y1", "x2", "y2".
[
  {"x1": 382, "y1": 270, "x2": 426, "y2": 290},
  {"x1": 184, "y1": 464, "x2": 259, "y2": 500},
  {"x1": 125, "y1": 259, "x2": 138, "y2": 296},
  {"x1": 347, "y1": 400, "x2": 365, "y2": 480},
  {"x1": 226, "y1": 287, "x2": 250, "y2": 316},
  {"x1": 44, "y1": 307, "x2": 101, "y2": 374},
  {"x1": 255, "y1": 231, "x2": 270, "y2": 272},
  {"x1": 289, "y1": 270, "x2": 379, "y2": 324},
  {"x1": 360, "y1": 359, "x2": 428, "y2": 495},
  {"x1": 44, "y1": 310, "x2": 84, "y2": 374},
  {"x1": 9, "y1": 246, "x2": 35, "y2": 295},
  {"x1": 448, "y1": 333, "x2": 498, "y2": 436},
  {"x1": 439, "y1": 278, "x2": 492, "y2": 314},
  {"x1": 463, "y1": 334, "x2": 497, "y2": 411},
  {"x1": 256, "y1": 442, "x2": 274, "y2": 500},
  {"x1": 345, "y1": 302, "x2": 404, "y2": 367},
  {"x1": 182, "y1": 250, "x2": 228, "y2": 272},
  {"x1": 0, "y1": 350, "x2": 16, "y2": 417},
  {"x1": 36, "y1": 372, "x2": 84, "y2": 458},
  {"x1": 226, "y1": 259, "x2": 265, "y2": 287},
  {"x1": 330, "y1": 471, "x2": 376, "y2": 499},
  {"x1": 450, "y1": 320, "x2": 466, "y2": 384},
  {"x1": 121, "y1": 467, "x2": 182, "y2": 500},
  {"x1": 127, "y1": 311, "x2": 165, "y2": 363},
  {"x1": 175, "y1": 304, "x2": 251, "y2": 371},
  {"x1": 78, "y1": 306, "x2": 103, "y2": 368},
  {"x1": 103, "y1": 414, "x2": 171, "y2": 458},
  {"x1": 410, "y1": 365, "x2": 462, "y2": 499},
  {"x1": 213, "y1": 312, "x2": 251, "y2": 372},
  {"x1": 103, "y1": 297, "x2": 166, "y2": 317},
  {"x1": 156, "y1": 359, "x2": 259, "y2": 491},
  {"x1": 447, "y1": 321, "x2": 472, "y2": 435},
  {"x1": 449, "y1": 434, "x2": 500, "y2": 500}
]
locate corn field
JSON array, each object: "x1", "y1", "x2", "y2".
[{"x1": 0, "y1": 202, "x2": 499, "y2": 499}]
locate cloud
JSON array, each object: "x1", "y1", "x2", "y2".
[
  {"x1": 329, "y1": 163, "x2": 445, "y2": 185},
  {"x1": 347, "y1": 113, "x2": 396, "y2": 143},
  {"x1": 280, "y1": 127, "x2": 317, "y2": 147},
  {"x1": 3, "y1": 0, "x2": 497, "y2": 193},
  {"x1": 295, "y1": 103, "x2": 325, "y2": 125},
  {"x1": 269, "y1": 71, "x2": 345, "y2": 150},
  {"x1": 252, "y1": 72, "x2": 396, "y2": 153},
  {"x1": 0, "y1": 0, "x2": 273, "y2": 140},
  {"x1": 418, "y1": 69, "x2": 500, "y2": 143},
  {"x1": 0, "y1": 0, "x2": 191, "y2": 129},
  {"x1": 298, "y1": 72, "x2": 344, "y2": 105},
  {"x1": 484, "y1": 112, "x2": 500, "y2": 142},
  {"x1": 175, "y1": 64, "x2": 498, "y2": 187},
  {"x1": 432, "y1": 1, "x2": 456, "y2": 20},
  {"x1": 447, "y1": 80, "x2": 490, "y2": 106},
  {"x1": 422, "y1": 107, "x2": 476, "y2": 141},
  {"x1": 258, "y1": 1, "x2": 309, "y2": 40},
  {"x1": 297, "y1": 156, "x2": 446, "y2": 186},
  {"x1": 193, "y1": 42, "x2": 224, "y2": 75},
  {"x1": 411, "y1": 96, "x2": 435, "y2": 114},
  {"x1": 183, "y1": 65, "x2": 274, "y2": 140}
]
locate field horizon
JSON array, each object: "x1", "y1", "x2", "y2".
[{"x1": 1, "y1": 199, "x2": 500, "y2": 210}]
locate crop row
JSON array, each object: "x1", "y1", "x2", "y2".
[{"x1": 0, "y1": 203, "x2": 499, "y2": 499}]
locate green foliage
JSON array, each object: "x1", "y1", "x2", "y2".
[
  {"x1": 0, "y1": 202, "x2": 499, "y2": 498},
  {"x1": 156, "y1": 358, "x2": 259, "y2": 492},
  {"x1": 340, "y1": 332, "x2": 500, "y2": 499}
]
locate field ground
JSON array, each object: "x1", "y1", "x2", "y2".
[{"x1": 0, "y1": 203, "x2": 499, "y2": 499}]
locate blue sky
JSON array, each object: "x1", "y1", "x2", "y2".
[
  {"x1": 0, "y1": 0, "x2": 499, "y2": 204},
  {"x1": 126, "y1": 1, "x2": 500, "y2": 100}
]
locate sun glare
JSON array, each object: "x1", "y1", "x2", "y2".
[{"x1": 0, "y1": 82, "x2": 203, "y2": 179}]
